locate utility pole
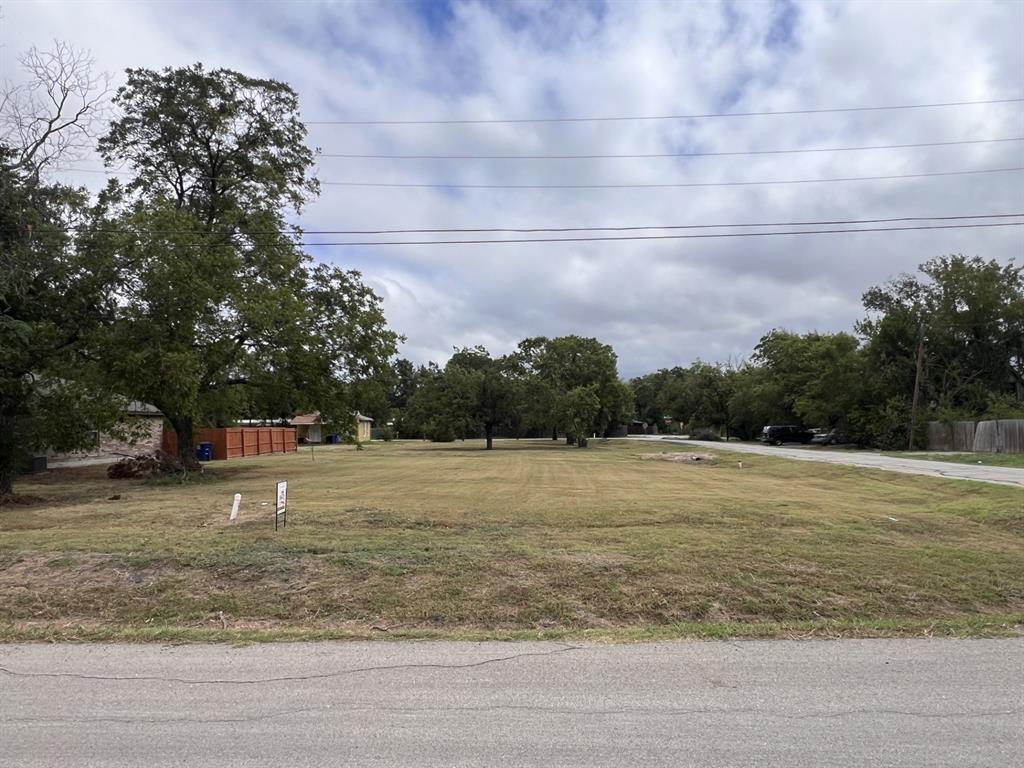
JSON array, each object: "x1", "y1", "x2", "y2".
[{"x1": 908, "y1": 319, "x2": 926, "y2": 451}]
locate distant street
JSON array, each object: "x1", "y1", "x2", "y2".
[
  {"x1": 2, "y1": 639, "x2": 1022, "y2": 767},
  {"x1": 634, "y1": 436, "x2": 1024, "y2": 488}
]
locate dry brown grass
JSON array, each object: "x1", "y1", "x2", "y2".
[{"x1": 1, "y1": 439, "x2": 1022, "y2": 641}]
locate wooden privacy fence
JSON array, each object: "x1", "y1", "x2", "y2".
[
  {"x1": 926, "y1": 419, "x2": 1024, "y2": 453},
  {"x1": 163, "y1": 427, "x2": 297, "y2": 460}
]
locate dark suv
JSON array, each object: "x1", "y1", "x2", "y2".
[{"x1": 760, "y1": 425, "x2": 814, "y2": 445}]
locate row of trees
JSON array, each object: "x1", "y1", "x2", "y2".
[
  {"x1": 355, "y1": 336, "x2": 634, "y2": 449},
  {"x1": 632, "y1": 255, "x2": 1024, "y2": 448},
  {"x1": 1, "y1": 51, "x2": 398, "y2": 494}
]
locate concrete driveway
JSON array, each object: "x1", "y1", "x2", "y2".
[
  {"x1": 2, "y1": 639, "x2": 1022, "y2": 768},
  {"x1": 632, "y1": 436, "x2": 1024, "y2": 488}
]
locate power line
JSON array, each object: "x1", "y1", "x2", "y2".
[
  {"x1": 318, "y1": 167, "x2": 1023, "y2": 189},
  {"x1": 318, "y1": 136, "x2": 1024, "y2": 160},
  {"x1": 49, "y1": 221, "x2": 1023, "y2": 247},
  {"x1": 62, "y1": 164, "x2": 1023, "y2": 189},
  {"x1": 293, "y1": 221, "x2": 1024, "y2": 246},
  {"x1": 73, "y1": 213, "x2": 1024, "y2": 237},
  {"x1": 305, "y1": 97, "x2": 1024, "y2": 126}
]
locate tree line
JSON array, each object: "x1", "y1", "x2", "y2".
[
  {"x1": 631, "y1": 255, "x2": 1024, "y2": 448},
  {"x1": 349, "y1": 336, "x2": 635, "y2": 449}
]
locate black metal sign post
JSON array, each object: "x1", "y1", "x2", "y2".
[{"x1": 275, "y1": 480, "x2": 287, "y2": 530}]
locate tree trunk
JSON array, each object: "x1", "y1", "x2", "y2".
[
  {"x1": 0, "y1": 463, "x2": 12, "y2": 497},
  {"x1": 0, "y1": 415, "x2": 17, "y2": 496},
  {"x1": 566, "y1": 434, "x2": 575, "y2": 445},
  {"x1": 578, "y1": 437, "x2": 588, "y2": 448},
  {"x1": 485, "y1": 424, "x2": 494, "y2": 450},
  {"x1": 172, "y1": 415, "x2": 196, "y2": 469},
  {"x1": 551, "y1": 427, "x2": 558, "y2": 441}
]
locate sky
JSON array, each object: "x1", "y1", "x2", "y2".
[{"x1": 4, "y1": 0, "x2": 1023, "y2": 378}]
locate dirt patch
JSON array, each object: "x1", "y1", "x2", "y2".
[
  {"x1": 0, "y1": 552, "x2": 172, "y2": 591},
  {"x1": 640, "y1": 452, "x2": 717, "y2": 464}
]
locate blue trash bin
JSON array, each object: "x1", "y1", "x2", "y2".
[{"x1": 196, "y1": 442, "x2": 214, "y2": 461}]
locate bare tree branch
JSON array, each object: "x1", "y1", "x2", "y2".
[{"x1": 1, "y1": 40, "x2": 112, "y2": 179}]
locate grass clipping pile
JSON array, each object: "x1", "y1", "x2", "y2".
[{"x1": 640, "y1": 451, "x2": 717, "y2": 464}]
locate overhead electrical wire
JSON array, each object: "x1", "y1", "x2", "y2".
[
  {"x1": 317, "y1": 167, "x2": 1023, "y2": 189},
  {"x1": 318, "y1": 136, "x2": 1024, "y2": 160},
  {"x1": 61, "y1": 164, "x2": 1024, "y2": 189},
  {"x1": 293, "y1": 221, "x2": 1023, "y2": 246},
  {"x1": 304, "y1": 97, "x2": 1024, "y2": 125},
  {"x1": 52, "y1": 220, "x2": 1023, "y2": 248},
  {"x1": 72, "y1": 213, "x2": 1024, "y2": 237}
]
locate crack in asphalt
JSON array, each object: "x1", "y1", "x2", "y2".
[
  {"x1": 0, "y1": 644, "x2": 581, "y2": 686},
  {"x1": 5, "y1": 705, "x2": 1022, "y2": 726}
]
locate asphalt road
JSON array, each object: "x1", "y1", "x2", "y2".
[
  {"x1": 636, "y1": 436, "x2": 1024, "y2": 488},
  {"x1": 2, "y1": 639, "x2": 1021, "y2": 767}
]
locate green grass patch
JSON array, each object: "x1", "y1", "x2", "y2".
[{"x1": 888, "y1": 451, "x2": 1024, "y2": 468}]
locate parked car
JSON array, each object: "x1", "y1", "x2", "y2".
[
  {"x1": 810, "y1": 428, "x2": 849, "y2": 446},
  {"x1": 760, "y1": 425, "x2": 815, "y2": 445}
]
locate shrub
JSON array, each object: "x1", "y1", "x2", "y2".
[{"x1": 689, "y1": 427, "x2": 722, "y2": 442}]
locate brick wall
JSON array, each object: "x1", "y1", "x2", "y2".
[
  {"x1": 99, "y1": 416, "x2": 163, "y2": 457},
  {"x1": 49, "y1": 416, "x2": 164, "y2": 461}
]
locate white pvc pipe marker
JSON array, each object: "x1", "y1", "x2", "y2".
[{"x1": 229, "y1": 493, "x2": 242, "y2": 521}]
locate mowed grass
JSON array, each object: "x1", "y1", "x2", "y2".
[
  {"x1": 891, "y1": 451, "x2": 1024, "y2": 469},
  {"x1": 1, "y1": 439, "x2": 1022, "y2": 642}
]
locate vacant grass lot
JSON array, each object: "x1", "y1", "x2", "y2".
[{"x1": 1, "y1": 440, "x2": 1022, "y2": 642}]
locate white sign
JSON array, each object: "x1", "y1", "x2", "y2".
[
  {"x1": 276, "y1": 481, "x2": 288, "y2": 513},
  {"x1": 229, "y1": 493, "x2": 242, "y2": 521}
]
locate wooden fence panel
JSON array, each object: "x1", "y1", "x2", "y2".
[
  {"x1": 225, "y1": 429, "x2": 243, "y2": 458},
  {"x1": 972, "y1": 421, "x2": 999, "y2": 453},
  {"x1": 240, "y1": 429, "x2": 256, "y2": 456},
  {"x1": 926, "y1": 422, "x2": 952, "y2": 451},
  {"x1": 951, "y1": 421, "x2": 976, "y2": 452},
  {"x1": 998, "y1": 420, "x2": 1024, "y2": 454}
]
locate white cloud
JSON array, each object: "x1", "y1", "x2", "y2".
[{"x1": 5, "y1": 0, "x2": 1022, "y2": 376}]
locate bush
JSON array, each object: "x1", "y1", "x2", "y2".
[
  {"x1": 848, "y1": 397, "x2": 923, "y2": 450},
  {"x1": 428, "y1": 424, "x2": 456, "y2": 442},
  {"x1": 688, "y1": 427, "x2": 722, "y2": 442},
  {"x1": 981, "y1": 393, "x2": 1024, "y2": 420}
]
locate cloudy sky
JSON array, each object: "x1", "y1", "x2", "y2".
[{"x1": 5, "y1": 0, "x2": 1023, "y2": 377}]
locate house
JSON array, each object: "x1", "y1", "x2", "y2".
[
  {"x1": 48, "y1": 401, "x2": 164, "y2": 463},
  {"x1": 289, "y1": 412, "x2": 374, "y2": 444}
]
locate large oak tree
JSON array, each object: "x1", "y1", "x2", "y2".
[{"x1": 93, "y1": 64, "x2": 397, "y2": 465}]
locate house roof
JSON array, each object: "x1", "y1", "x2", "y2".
[{"x1": 290, "y1": 411, "x2": 373, "y2": 425}]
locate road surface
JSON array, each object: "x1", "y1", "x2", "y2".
[
  {"x1": 633, "y1": 436, "x2": 1024, "y2": 488},
  {"x1": 2, "y1": 639, "x2": 1021, "y2": 767}
]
